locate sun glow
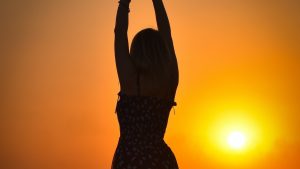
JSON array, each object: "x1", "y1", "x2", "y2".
[
  {"x1": 188, "y1": 105, "x2": 282, "y2": 167},
  {"x1": 227, "y1": 131, "x2": 246, "y2": 149}
]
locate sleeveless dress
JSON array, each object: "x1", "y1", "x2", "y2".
[{"x1": 112, "y1": 74, "x2": 179, "y2": 169}]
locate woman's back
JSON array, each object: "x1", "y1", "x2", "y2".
[{"x1": 122, "y1": 70, "x2": 178, "y2": 101}]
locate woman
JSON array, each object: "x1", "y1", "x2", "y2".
[{"x1": 112, "y1": 0, "x2": 179, "y2": 168}]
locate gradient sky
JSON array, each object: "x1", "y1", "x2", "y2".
[{"x1": 1, "y1": 0, "x2": 300, "y2": 169}]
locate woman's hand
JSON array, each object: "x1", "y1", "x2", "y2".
[
  {"x1": 120, "y1": 0, "x2": 131, "y2": 4},
  {"x1": 119, "y1": 0, "x2": 131, "y2": 10}
]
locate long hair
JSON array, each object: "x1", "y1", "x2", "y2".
[{"x1": 130, "y1": 28, "x2": 177, "y2": 96}]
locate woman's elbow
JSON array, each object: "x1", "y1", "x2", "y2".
[{"x1": 114, "y1": 26, "x2": 128, "y2": 35}]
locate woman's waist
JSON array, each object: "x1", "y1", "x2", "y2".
[
  {"x1": 115, "y1": 138, "x2": 176, "y2": 160},
  {"x1": 118, "y1": 134, "x2": 165, "y2": 145}
]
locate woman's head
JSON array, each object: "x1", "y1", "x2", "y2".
[
  {"x1": 130, "y1": 28, "x2": 171, "y2": 73},
  {"x1": 130, "y1": 28, "x2": 178, "y2": 95}
]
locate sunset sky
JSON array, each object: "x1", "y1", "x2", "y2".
[{"x1": 1, "y1": 0, "x2": 300, "y2": 169}]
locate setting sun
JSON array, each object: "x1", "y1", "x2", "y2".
[{"x1": 227, "y1": 131, "x2": 246, "y2": 150}]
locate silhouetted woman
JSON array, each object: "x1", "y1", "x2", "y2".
[{"x1": 112, "y1": 0, "x2": 179, "y2": 168}]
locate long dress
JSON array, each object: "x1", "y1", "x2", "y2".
[{"x1": 111, "y1": 83, "x2": 179, "y2": 169}]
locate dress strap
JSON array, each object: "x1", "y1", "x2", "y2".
[
  {"x1": 115, "y1": 91, "x2": 120, "y2": 114},
  {"x1": 172, "y1": 101, "x2": 177, "y2": 115},
  {"x1": 173, "y1": 101, "x2": 177, "y2": 106}
]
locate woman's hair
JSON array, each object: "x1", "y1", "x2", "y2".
[{"x1": 130, "y1": 28, "x2": 177, "y2": 94}]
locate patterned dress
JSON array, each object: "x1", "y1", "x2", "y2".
[{"x1": 111, "y1": 91, "x2": 179, "y2": 169}]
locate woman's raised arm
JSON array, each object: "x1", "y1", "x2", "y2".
[
  {"x1": 152, "y1": 0, "x2": 176, "y2": 57},
  {"x1": 114, "y1": 0, "x2": 136, "y2": 92}
]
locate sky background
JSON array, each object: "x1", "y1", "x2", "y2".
[{"x1": 1, "y1": 0, "x2": 300, "y2": 169}]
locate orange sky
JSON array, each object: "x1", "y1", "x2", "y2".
[{"x1": 1, "y1": 0, "x2": 300, "y2": 169}]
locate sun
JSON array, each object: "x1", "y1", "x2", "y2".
[{"x1": 227, "y1": 131, "x2": 246, "y2": 149}]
